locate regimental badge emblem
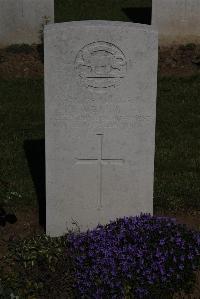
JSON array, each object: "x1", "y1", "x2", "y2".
[{"x1": 75, "y1": 41, "x2": 127, "y2": 91}]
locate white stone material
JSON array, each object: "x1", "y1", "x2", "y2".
[
  {"x1": 152, "y1": 0, "x2": 200, "y2": 44},
  {"x1": 0, "y1": 0, "x2": 54, "y2": 47},
  {"x1": 45, "y1": 21, "x2": 158, "y2": 237}
]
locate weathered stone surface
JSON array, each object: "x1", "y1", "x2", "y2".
[
  {"x1": 0, "y1": 0, "x2": 54, "y2": 47},
  {"x1": 152, "y1": 0, "x2": 200, "y2": 44},
  {"x1": 45, "y1": 21, "x2": 158, "y2": 237}
]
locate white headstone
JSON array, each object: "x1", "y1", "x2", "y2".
[
  {"x1": 0, "y1": 0, "x2": 54, "y2": 47},
  {"x1": 152, "y1": 0, "x2": 200, "y2": 44},
  {"x1": 45, "y1": 21, "x2": 158, "y2": 237}
]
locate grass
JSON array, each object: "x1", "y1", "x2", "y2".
[
  {"x1": 0, "y1": 75, "x2": 200, "y2": 212},
  {"x1": 55, "y1": 0, "x2": 152, "y2": 23},
  {"x1": 154, "y1": 75, "x2": 200, "y2": 212},
  {"x1": 0, "y1": 79, "x2": 44, "y2": 208},
  {"x1": 0, "y1": 1, "x2": 200, "y2": 297}
]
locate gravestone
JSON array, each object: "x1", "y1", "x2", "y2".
[
  {"x1": 152, "y1": 0, "x2": 200, "y2": 44},
  {"x1": 45, "y1": 21, "x2": 158, "y2": 237},
  {"x1": 0, "y1": 0, "x2": 54, "y2": 47}
]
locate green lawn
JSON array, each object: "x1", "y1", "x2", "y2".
[
  {"x1": 0, "y1": 79, "x2": 44, "y2": 207},
  {"x1": 0, "y1": 0, "x2": 200, "y2": 213},
  {"x1": 55, "y1": 0, "x2": 151, "y2": 23},
  {"x1": 1, "y1": 75, "x2": 200, "y2": 212},
  {"x1": 154, "y1": 75, "x2": 200, "y2": 212}
]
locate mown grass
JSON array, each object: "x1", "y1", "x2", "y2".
[
  {"x1": 0, "y1": 75, "x2": 200, "y2": 212},
  {"x1": 55, "y1": 0, "x2": 151, "y2": 23},
  {"x1": 0, "y1": 79, "x2": 44, "y2": 208},
  {"x1": 154, "y1": 75, "x2": 200, "y2": 212}
]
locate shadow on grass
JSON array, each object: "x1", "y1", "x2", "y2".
[
  {"x1": 37, "y1": 43, "x2": 44, "y2": 63},
  {"x1": 24, "y1": 139, "x2": 46, "y2": 230},
  {"x1": 122, "y1": 7, "x2": 152, "y2": 24}
]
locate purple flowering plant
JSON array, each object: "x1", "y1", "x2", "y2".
[{"x1": 67, "y1": 214, "x2": 200, "y2": 298}]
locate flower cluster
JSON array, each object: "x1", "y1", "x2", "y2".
[{"x1": 67, "y1": 214, "x2": 200, "y2": 298}]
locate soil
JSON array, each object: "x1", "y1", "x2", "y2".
[
  {"x1": 0, "y1": 207, "x2": 43, "y2": 259},
  {"x1": 0, "y1": 43, "x2": 200, "y2": 298},
  {"x1": 0, "y1": 45, "x2": 44, "y2": 79},
  {"x1": 158, "y1": 44, "x2": 200, "y2": 77}
]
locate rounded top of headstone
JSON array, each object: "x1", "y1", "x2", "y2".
[{"x1": 44, "y1": 20, "x2": 157, "y2": 34}]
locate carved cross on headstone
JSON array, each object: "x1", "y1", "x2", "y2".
[{"x1": 75, "y1": 134, "x2": 124, "y2": 210}]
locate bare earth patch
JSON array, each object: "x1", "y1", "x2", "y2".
[
  {"x1": 158, "y1": 44, "x2": 200, "y2": 77},
  {"x1": 0, "y1": 207, "x2": 43, "y2": 259},
  {"x1": 0, "y1": 45, "x2": 43, "y2": 79},
  {"x1": 0, "y1": 44, "x2": 200, "y2": 79}
]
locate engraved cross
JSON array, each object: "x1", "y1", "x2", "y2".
[{"x1": 75, "y1": 134, "x2": 124, "y2": 210}]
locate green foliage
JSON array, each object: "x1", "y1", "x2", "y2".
[
  {"x1": 1, "y1": 218, "x2": 199, "y2": 298},
  {"x1": 0, "y1": 234, "x2": 75, "y2": 298}
]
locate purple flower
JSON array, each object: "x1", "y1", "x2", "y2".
[
  {"x1": 159, "y1": 239, "x2": 166, "y2": 246},
  {"x1": 179, "y1": 264, "x2": 184, "y2": 270},
  {"x1": 67, "y1": 213, "x2": 200, "y2": 298},
  {"x1": 188, "y1": 253, "x2": 193, "y2": 260}
]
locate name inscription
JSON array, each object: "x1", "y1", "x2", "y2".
[{"x1": 53, "y1": 102, "x2": 152, "y2": 129}]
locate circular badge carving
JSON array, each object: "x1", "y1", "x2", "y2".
[{"x1": 75, "y1": 41, "x2": 127, "y2": 91}]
